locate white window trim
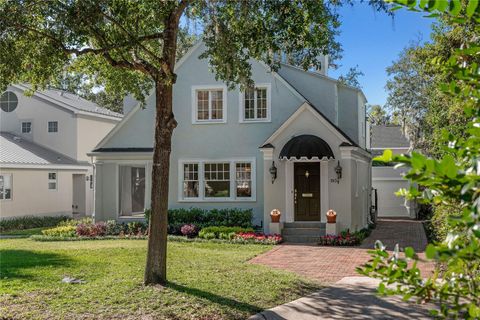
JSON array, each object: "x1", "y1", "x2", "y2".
[
  {"x1": 178, "y1": 158, "x2": 256, "y2": 202},
  {"x1": 191, "y1": 85, "x2": 228, "y2": 124},
  {"x1": 239, "y1": 83, "x2": 271, "y2": 123},
  {"x1": 48, "y1": 171, "x2": 58, "y2": 191},
  {"x1": 0, "y1": 173, "x2": 13, "y2": 201},
  {"x1": 20, "y1": 120, "x2": 33, "y2": 134},
  {"x1": 48, "y1": 121, "x2": 58, "y2": 133}
]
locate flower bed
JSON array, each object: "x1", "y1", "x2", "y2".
[
  {"x1": 318, "y1": 233, "x2": 361, "y2": 246},
  {"x1": 232, "y1": 232, "x2": 283, "y2": 245}
]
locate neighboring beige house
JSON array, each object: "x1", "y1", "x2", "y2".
[
  {"x1": 371, "y1": 125, "x2": 416, "y2": 218},
  {"x1": 0, "y1": 84, "x2": 122, "y2": 219}
]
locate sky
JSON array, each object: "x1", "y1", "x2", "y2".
[{"x1": 328, "y1": 2, "x2": 434, "y2": 106}]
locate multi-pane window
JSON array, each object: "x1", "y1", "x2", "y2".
[
  {"x1": 21, "y1": 121, "x2": 32, "y2": 133},
  {"x1": 0, "y1": 174, "x2": 12, "y2": 200},
  {"x1": 180, "y1": 160, "x2": 255, "y2": 201},
  {"x1": 195, "y1": 88, "x2": 224, "y2": 122},
  {"x1": 48, "y1": 172, "x2": 57, "y2": 190},
  {"x1": 236, "y1": 163, "x2": 252, "y2": 198},
  {"x1": 48, "y1": 121, "x2": 58, "y2": 133},
  {"x1": 243, "y1": 86, "x2": 269, "y2": 121},
  {"x1": 204, "y1": 163, "x2": 230, "y2": 198},
  {"x1": 183, "y1": 163, "x2": 199, "y2": 198}
]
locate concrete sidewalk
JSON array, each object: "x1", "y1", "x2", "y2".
[{"x1": 249, "y1": 277, "x2": 435, "y2": 320}]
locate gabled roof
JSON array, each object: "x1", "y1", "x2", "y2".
[
  {"x1": 262, "y1": 102, "x2": 354, "y2": 147},
  {"x1": 0, "y1": 132, "x2": 89, "y2": 169},
  {"x1": 11, "y1": 84, "x2": 123, "y2": 120},
  {"x1": 371, "y1": 125, "x2": 410, "y2": 149}
]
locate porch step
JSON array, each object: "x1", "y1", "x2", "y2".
[
  {"x1": 282, "y1": 235, "x2": 323, "y2": 244},
  {"x1": 282, "y1": 222, "x2": 326, "y2": 243},
  {"x1": 283, "y1": 227, "x2": 324, "y2": 236},
  {"x1": 284, "y1": 222, "x2": 325, "y2": 229}
]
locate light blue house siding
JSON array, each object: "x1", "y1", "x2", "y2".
[{"x1": 92, "y1": 42, "x2": 371, "y2": 232}]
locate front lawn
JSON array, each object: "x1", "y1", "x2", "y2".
[{"x1": 0, "y1": 239, "x2": 320, "y2": 319}]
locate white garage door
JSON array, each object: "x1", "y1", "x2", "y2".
[{"x1": 372, "y1": 166, "x2": 414, "y2": 218}]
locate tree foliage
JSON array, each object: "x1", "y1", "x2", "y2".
[
  {"x1": 367, "y1": 104, "x2": 391, "y2": 125},
  {"x1": 338, "y1": 65, "x2": 364, "y2": 89},
  {"x1": 358, "y1": 0, "x2": 480, "y2": 318},
  {"x1": 0, "y1": 0, "x2": 389, "y2": 285}
]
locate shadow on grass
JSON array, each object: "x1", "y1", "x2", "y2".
[
  {"x1": 166, "y1": 279, "x2": 323, "y2": 316},
  {"x1": 167, "y1": 281, "x2": 263, "y2": 314},
  {"x1": 0, "y1": 250, "x2": 71, "y2": 279}
]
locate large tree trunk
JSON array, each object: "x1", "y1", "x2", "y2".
[
  {"x1": 143, "y1": 5, "x2": 183, "y2": 286},
  {"x1": 144, "y1": 81, "x2": 177, "y2": 285}
]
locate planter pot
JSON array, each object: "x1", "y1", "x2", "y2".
[
  {"x1": 326, "y1": 215, "x2": 336, "y2": 223},
  {"x1": 270, "y1": 209, "x2": 281, "y2": 223},
  {"x1": 326, "y1": 209, "x2": 337, "y2": 224}
]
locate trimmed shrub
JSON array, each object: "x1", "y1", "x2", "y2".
[
  {"x1": 198, "y1": 226, "x2": 254, "y2": 239},
  {"x1": 145, "y1": 208, "x2": 253, "y2": 234},
  {"x1": 127, "y1": 222, "x2": 147, "y2": 236},
  {"x1": 58, "y1": 217, "x2": 93, "y2": 227},
  {"x1": 0, "y1": 215, "x2": 69, "y2": 232},
  {"x1": 42, "y1": 225, "x2": 76, "y2": 237},
  {"x1": 430, "y1": 203, "x2": 463, "y2": 242},
  {"x1": 105, "y1": 220, "x2": 125, "y2": 236}
]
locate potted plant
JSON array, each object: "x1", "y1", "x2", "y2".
[
  {"x1": 326, "y1": 209, "x2": 337, "y2": 223},
  {"x1": 270, "y1": 209, "x2": 281, "y2": 223}
]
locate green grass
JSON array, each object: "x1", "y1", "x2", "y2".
[
  {"x1": 0, "y1": 239, "x2": 321, "y2": 319},
  {"x1": 1, "y1": 227, "x2": 46, "y2": 236}
]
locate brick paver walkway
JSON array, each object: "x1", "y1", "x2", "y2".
[{"x1": 250, "y1": 219, "x2": 434, "y2": 284}]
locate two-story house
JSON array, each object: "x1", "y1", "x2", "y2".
[
  {"x1": 0, "y1": 84, "x2": 122, "y2": 219},
  {"x1": 90, "y1": 42, "x2": 372, "y2": 241}
]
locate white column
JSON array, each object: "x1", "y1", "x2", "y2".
[
  {"x1": 285, "y1": 161, "x2": 294, "y2": 222},
  {"x1": 320, "y1": 160, "x2": 329, "y2": 223}
]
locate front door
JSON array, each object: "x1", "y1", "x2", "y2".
[{"x1": 294, "y1": 163, "x2": 320, "y2": 221}]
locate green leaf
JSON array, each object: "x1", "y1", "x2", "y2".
[
  {"x1": 449, "y1": 0, "x2": 462, "y2": 16},
  {"x1": 404, "y1": 247, "x2": 415, "y2": 259},
  {"x1": 469, "y1": 304, "x2": 480, "y2": 317},
  {"x1": 466, "y1": 0, "x2": 479, "y2": 17},
  {"x1": 425, "y1": 244, "x2": 437, "y2": 259}
]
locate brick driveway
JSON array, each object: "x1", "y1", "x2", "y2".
[{"x1": 250, "y1": 219, "x2": 434, "y2": 284}]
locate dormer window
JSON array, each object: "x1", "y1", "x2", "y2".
[
  {"x1": 192, "y1": 85, "x2": 227, "y2": 124},
  {"x1": 240, "y1": 84, "x2": 271, "y2": 122}
]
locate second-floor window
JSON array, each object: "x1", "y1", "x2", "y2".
[
  {"x1": 48, "y1": 172, "x2": 57, "y2": 190},
  {"x1": 240, "y1": 84, "x2": 271, "y2": 122},
  {"x1": 48, "y1": 121, "x2": 58, "y2": 133},
  {"x1": 192, "y1": 86, "x2": 226, "y2": 123},
  {"x1": 21, "y1": 121, "x2": 32, "y2": 133}
]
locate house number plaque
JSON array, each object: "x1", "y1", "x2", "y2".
[{"x1": 302, "y1": 193, "x2": 313, "y2": 198}]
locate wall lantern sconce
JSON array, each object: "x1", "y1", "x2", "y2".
[
  {"x1": 305, "y1": 170, "x2": 310, "y2": 179},
  {"x1": 334, "y1": 161, "x2": 342, "y2": 183},
  {"x1": 269, "y1": 161, "x2": 277, "y2": 184}
]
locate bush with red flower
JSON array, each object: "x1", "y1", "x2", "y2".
[
  {"x1": 180, "y1": 224, "x2": 199, "y2": 238},
  {"x1": 233, "y1": 232, "x2": 282, "y2": 245},
  {"x1": 318, "y1": 231, "x2": 360, "y2": 246},
  {"x1": 76, "y1": 221, "x2": 107, "y2": 237}
]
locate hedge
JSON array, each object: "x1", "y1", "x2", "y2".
[
  {"x1": 145, "y1": 208, "x2": 253, "y2": 234},
  {"x1": 0, "y1": 215, "x2": 69, "y2": 232}
]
